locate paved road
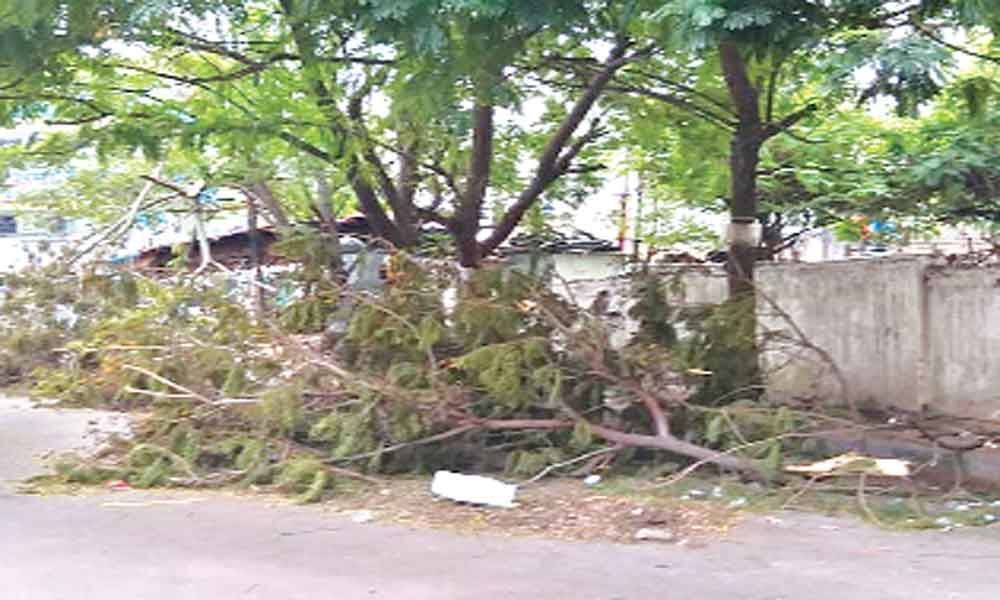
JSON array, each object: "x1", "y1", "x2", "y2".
[{"x1": 2, "y1": 397, "x2": 1000, "y2": 599}]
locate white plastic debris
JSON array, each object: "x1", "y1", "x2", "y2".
[
  {"x1": 635, "y1": 528, "x2": 675, "y2": 542},
  {"x1": 583, "y1": 474, "x2": 602, "y2": 486},
  {"x1": 934, "y1": 516, "x2": 953, "y2": 527},
  {"x1": 727, "y1": 497, "x2": 748, "y2": 509},
  {"x1": 430, "y1": 471, "x2": 517, "y2": 508},
  {"x1": 349, "y1": 509, "x2": 375, "y2": 524}
]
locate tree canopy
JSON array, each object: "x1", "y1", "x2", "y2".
[{"x1": 1, "y1": 0, "x2": 998, "y2": 276}]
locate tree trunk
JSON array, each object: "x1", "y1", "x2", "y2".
[
  {"x1": 719, "y1": 42, "x2": 763, "y2": 299},
  {"x1": 391, "y1": 199, "x2": 420, "y2": 248},
  {"x1": 727, "y1": 130, "x2": 761, "y2": 297},
  {"x1": 450, "y1": 103, "x2": 494, "y2": 268},
  {"x1": 246, "y1": 193, "x2": 265, "y2": 318},
  {"x1": 452, "y1": 219, "x2": 482, "y2": 267},
  {"x1": 315, "y1": 176, "x2": 345, "y2": 282},
  {"x1": 348, "y1": 161, "x2": 405, "y2": 247},
  {"x1": 243, "y1": 181, "x2": 290, "y2": 230},
  {"x1": 391, "y1": 142, "x2": 421, "y2": 248}
]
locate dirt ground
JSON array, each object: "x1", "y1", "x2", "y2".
[{"x1": 323, "y1": 477, "x2": 737, "y2": 543}]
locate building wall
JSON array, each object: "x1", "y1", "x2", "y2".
[
  {"x1": 0, "y1": 236, "x2": 74, "y2": 272},
  {"x1": 0, "y1": 207, "x2": 78, "y2": 273},
  {"x1": 758, "y1": 258, "x2": 1000, "y2": 420}
]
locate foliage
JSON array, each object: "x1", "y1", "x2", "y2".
[
  {"x1": 679, "y1": 298, "x2": 758, "y2": 405},
  {"x1": 6, "y1": 0, "x2": 996, "y2": 499},
  {"x1": 0, "y1": 263, "x2": 142, "y2": 385},
  {"x1": 606, "y1": 0, "x2": 999, "y2": 284},
  {"x1": 9, "y1": 252, "x2": 816, "y2": 496},
  {"x1": 3, "y1": 0, "x2": 996, "y2": 276},
  {"x1": 2, "y1": 0, "x2": 640, "y2": 268}
]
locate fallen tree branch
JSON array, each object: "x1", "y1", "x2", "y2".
[
  {"x1": 327, "y1": 465, "x2": 383, "y2": 485},
  {"x1": 122, "y1": 364, "x2": 213, "y2": 404},
  {"x1": 68, "y1": 166, "x2": 164, "y2": 265},
  {"x1": 523, "y1": 293, "x2": 769, "y2": 479},
  {"x1": 123, "y1": 386, "x2": 203, "y2": 401},
  {"x1": 330, "y1": 425, "x2": 478, "y2": 463},
  {"x1": 519, "y1": 446, "x2": 620, "y2": 486},
  {"x1": 329, "y1": 418, "x2": 574, "y2": 464},
  {"x1": 587, "y1": 418, "x2": 770, "y2": 481}
]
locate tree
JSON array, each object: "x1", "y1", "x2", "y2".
[
  {"x1": 728, "y1": 61, "x2": 1000, "y2": 243},
  {"x1": 3, "y1": 0, "x2": 654, "y2": 269},
  {"x1": 8, "y1": 0, "x2": 997, "y2": 276},
  {"x1": 607, "y1": 0, "x2": 996, "y2": 295},
  {"x1": 0, "y1": 1, "x2": 130, "y2": 122}
]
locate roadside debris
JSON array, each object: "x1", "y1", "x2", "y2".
[
  {"x1": 348, "y1": 509, "x2": 375, "y2": 524},
  {"x1": 727, "y1": 497, "x2": 748, "y2": 509},
  {"x1": 430, "y1": 471, "x2": 517, "y2": 508},
  {"x1": 634, "y1": 527, "x2": 675, "y2": 542},
  {"x1": 784, "y1": 453, "x2": 911, "y2": 478},
  {"x1": 101, "y1": 498, "x2": 204, "y2": 508}
]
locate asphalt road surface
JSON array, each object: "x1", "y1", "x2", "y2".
[{"x1": 3, "y1": 397, "x2": 999, "y2": 600}]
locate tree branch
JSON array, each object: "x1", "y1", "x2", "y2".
[
  {"x1": 162, "y1": 25, "x2": 395, "y2": 67},
  {"x1": 554, "y1": 119, "x2": 606, "y2": 175},
  {"x1": 480, "y1": 40, "x2": 640, "y2": 254},
  {"x1": 277, "y1": 131, "x2": 335, "y2": 162},
  {"x1": 605, "y1": 84, "x2": 737, "y2": 130},
  {"x1": 348, "y1": 161, "x2": 404, "y2": 245},
  {"x1": 765, "y1": 57, "x2": 785, "y2": 124},
  {"x1": 762, "y1": 103, "x2": 818, "y2": 139},
  {"x1": 910, "y1": 17, "x2": 1000, "y2": 65},
  {"x1": 140, "y1": 174, "x2": 195, "y2": 197},
  {"x1": 240, "y1": 181, "x2": 290, "y2": 229},
  {"x1": 627, "y1": 67, "x2": 737, "y2": 117},
  {"x1": 558, "y1": 403, "x2": 767, "y2": 480}
]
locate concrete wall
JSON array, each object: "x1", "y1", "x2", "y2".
[
  {"x1": 505, "y1": 252, "x2": 628, "y2": 282},
  {"x1": 506, "y1": 253, "x2": 1000, "y2": 420},
  {"x1": 658, "y1": 265, "x2": 728, "y2": 306},
  {"x1": 505, "y1": 254, "x2": 727, "y2": 349},
  {"x1": 758, "y1": 258, "x2": 1000, "y2": 420},
  {"x1": 925, "y1": 266, "x2": 1000, "y2": 418},
  {"x1": 544, "y1": 261, "x2": 727, "y2": 313}
]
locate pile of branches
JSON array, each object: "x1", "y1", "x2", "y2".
[{"x1": 4, "y1": 254, "x2": 830, "y2": 501}]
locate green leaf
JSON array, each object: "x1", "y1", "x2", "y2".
[
  {"x1": 763, "y1": 440, "x2": 782, "y2": 474},
  {"x1": 706, "y1": 414, "x2": 724, "y2": 445}
]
